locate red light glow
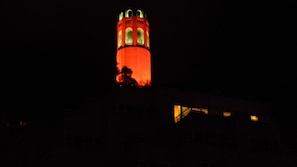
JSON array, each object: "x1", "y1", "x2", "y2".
[
  {"x1": 116, "y1": 9, "x2": 151, "y2": 87},
  {"x1": 116, "y1": 47, "x2": 151, "y2": 86}
]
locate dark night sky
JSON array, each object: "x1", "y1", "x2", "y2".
[{"x1": 2, "y1": 0, "x2": 296, "y2": 139}]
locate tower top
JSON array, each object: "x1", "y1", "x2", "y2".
[{"x1": 118, "y1": 8, "x2": 147, "y2": 21}]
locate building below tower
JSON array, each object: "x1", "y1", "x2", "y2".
[{"x1": 11, "y1": 87, "x2": 287, "y2": 167}]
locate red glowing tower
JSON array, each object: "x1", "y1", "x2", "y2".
[{"x1": 116, "y1": 8, "x2": 151, "y2": 87}]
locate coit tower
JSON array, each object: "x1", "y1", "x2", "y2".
[{"x1": 115, "y1": 8, "x2": 151, "y2": 87}]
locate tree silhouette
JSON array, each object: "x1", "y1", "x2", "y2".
[
  {"x1": 115, "y1": 62, "x2": 120, "y2": 76},
  {"x1": 117, "y1": 66, "x2": 138, "y2": 88}
]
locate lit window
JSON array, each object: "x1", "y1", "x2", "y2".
[
  {"x1": 136, "y1": 10, "x2": 144, "y2": 18},
  {"x1": 201, "y1": 108, "x2": 208, "y2": 114},
  {"x1": 192, "y1": 107, "x2": 208, "y2": 114},
  {"x1": 119, "y1": 12, "x2": 123, "y2": 21},
  {"x1": 137, "y1": 28, "x2": 144, "y2": 45},
  {"x1": 118, "y1": 30, "x2": 122, "y2": 48},
  {"x1": 125, "y1": 28, "x2": 133, "y2": 45},
  {"x1": 125, "y1": 9, "x2": 133, "y2": 17},
  {"x1": 174, "y1": 105, "x2": 181, "y2": 123},
  {"x1": 146, "y1": 32, "x2": 150, "y2": 48},
  {"x1": 223, "y1": 111, "x2": 231, "y2": 117},
  {"x1": 182, "y1": 106, "x2": 191, "y2": 117},
  {"x1": 250, "y1": 115, "x2": 259, "y2": 121},
  {"x1": 174, "y1": 105, "x2": 209, "y2": 123}
]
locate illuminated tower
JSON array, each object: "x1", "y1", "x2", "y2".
[{"x1": 116, "y1": 8, "x2": 151, "y2": 87}]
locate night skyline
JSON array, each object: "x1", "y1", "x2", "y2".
[{"x1": 2, "y1": 0, "x2": 296, "y2": 143}]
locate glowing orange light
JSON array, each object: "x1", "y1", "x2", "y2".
[
  {"x1": 223, "y1": 112, "x2": 231, "y2": 117},
  {"x1": 174, "y1": 105, "x2": 181, "y2": 123},
  {"x1": 116, "y1": 9, "x2": 151, "y2": 87},
  {"x1": 250, "y1": 115, "x2": 259, "y2": 121},
  {"x1": 116, "y1": 47, "x2": 151, "y2": 86}
]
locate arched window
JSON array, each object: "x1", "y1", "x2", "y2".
[
  {"x1": 136, "y1": 10, "x2": 144, "y2": 18},
  {"x1": 125, "y1": 28, "x2": 133, "y2": 45},
  {"x1": 119, "y1": 12, "x2": 123, "y2": 21},
  {"x1": 125, "y1": 9, "x2": 133, "y2": 17},
  {"x1": 118, "y1": 30, "x2": 122, "y2": 48},
  {"x1": 137, "y1": 28, "x2": 144, "y2": 45},
  {"x1": 146, "y1": 31, "x2": 150, "y2": 48}
]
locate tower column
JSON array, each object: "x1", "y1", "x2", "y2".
[{"x1": 116, "y1": 8, "x2": 151, "y2": 87}]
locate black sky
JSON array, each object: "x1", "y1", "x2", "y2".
[{"x1": 2, "y1": 0, "x2": 296, "y2": 131}]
